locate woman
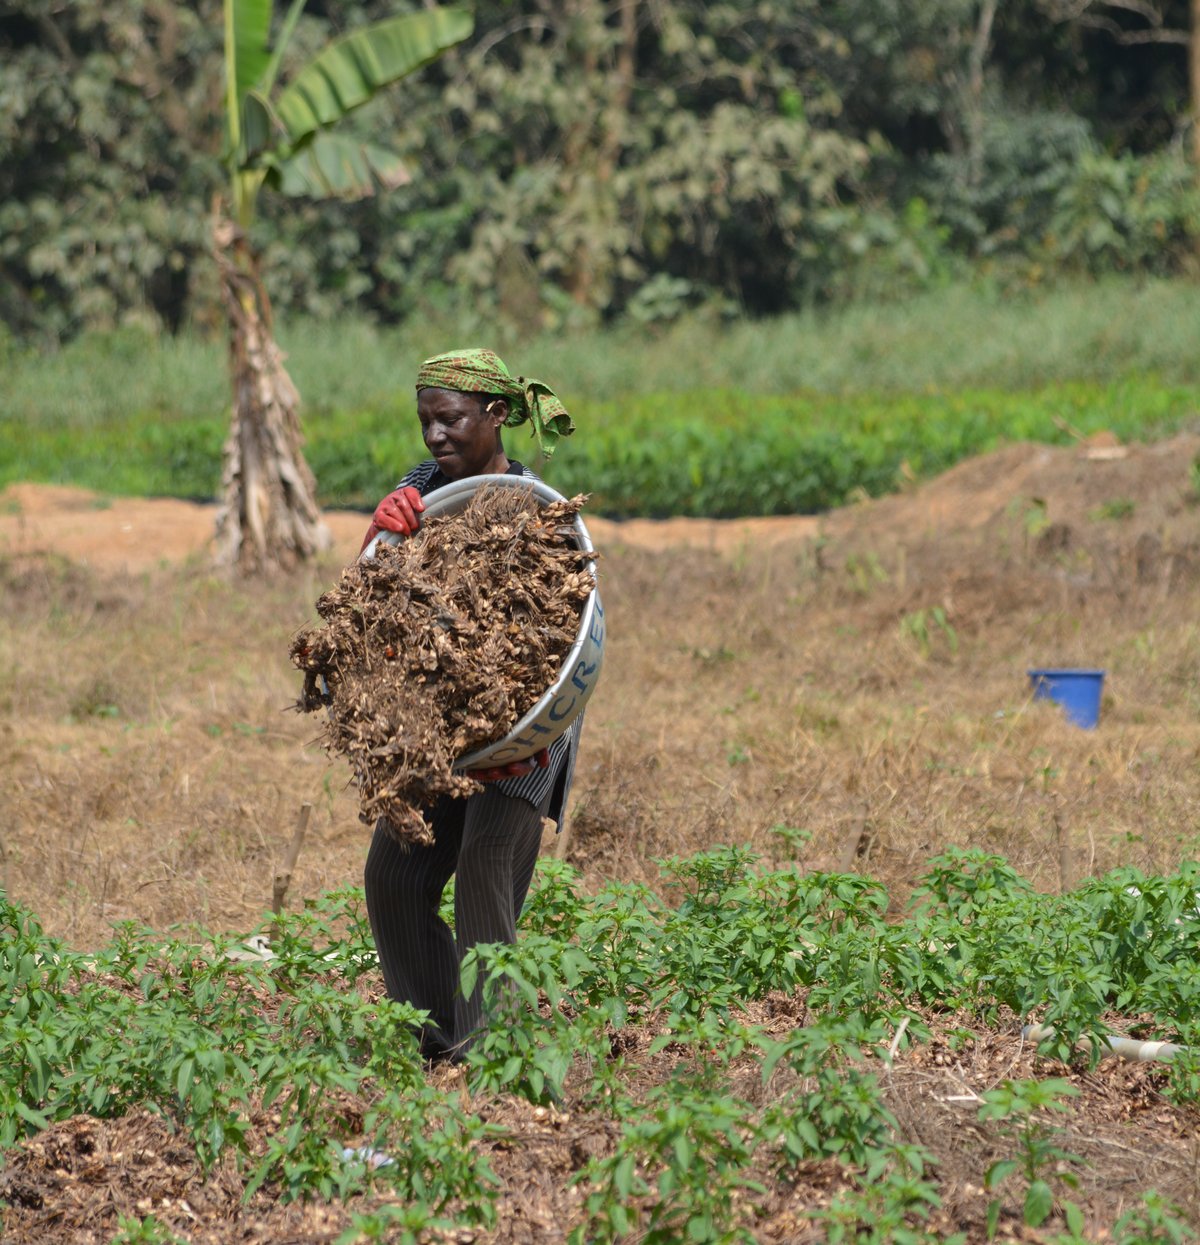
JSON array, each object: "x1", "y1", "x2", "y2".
[{"x1": 360, "y1": 347, "x2": 581, "y2": 1062}]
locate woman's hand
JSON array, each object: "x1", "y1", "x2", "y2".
[
  {"x1": 465, "y1": 748, "x2": 550, "y2": 784},
  {"x1": 360, "y1": 486, "x2": 425, "y2": 553}
]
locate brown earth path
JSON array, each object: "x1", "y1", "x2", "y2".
[{"x1": 0, "y1": 481, "x2": 820, "y2": 572}]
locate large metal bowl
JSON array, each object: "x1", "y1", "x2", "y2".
[{"x1": 361, "y1": 474, "x2": 604, "y2": 769}]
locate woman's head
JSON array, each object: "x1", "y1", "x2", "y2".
[
  {"x1": 416, "y1": 385, "x2": 509, "y2": 480},
  {"x1": 415, "y1": 348, "x2": 575, "y2": 464}
]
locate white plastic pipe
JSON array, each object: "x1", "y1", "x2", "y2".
[{"x1": 1023, "y1": 1023, "x2": 1184, "y2": 1063}]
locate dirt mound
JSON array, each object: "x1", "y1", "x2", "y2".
[
  {"x1": 825, "y1": 431, "x2": 1199, "y2": 561},
  {"x1": 805, "y1": 432, "x2": 1200, "y2": 641}
]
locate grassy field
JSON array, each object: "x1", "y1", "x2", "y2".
[{"x1": 7, "y1": 278, "x2": 1200, "y2": 429}]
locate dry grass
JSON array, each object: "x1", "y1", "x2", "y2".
[
  {"x1": 1, "y1": 552, "x2": 353, "y2": 943},
  {"x1": 565, "y1": 438, "x2": 1200, "y2": 912},
  {"x1": 3, "y1": 434, "x2": 1200, "y2": 950}
]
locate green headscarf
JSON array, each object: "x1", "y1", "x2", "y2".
[{"x1": 415, "y1": 347, "x2": 575, "y2": 460}]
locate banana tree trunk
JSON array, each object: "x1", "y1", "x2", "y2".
[{"x1": 212, "y1": 212, "x2": 331, "y2": 573}]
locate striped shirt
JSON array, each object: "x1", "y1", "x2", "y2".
[{"x1": 395, "y1": 459, "x2": 583, "y2": 827}]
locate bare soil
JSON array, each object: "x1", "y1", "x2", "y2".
[
  {"x1": 3, "y1": 1003, "x2": 1198, "y2": 1245},
  {"x1": 0, "y1": 480, "x2": 820, "y2": 571},
  {"x1": 3, "y1": 430, "x2": 1200, "y2": 1243}
]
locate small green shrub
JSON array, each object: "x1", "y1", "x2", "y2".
[
  {"x1": 109, "y1": 1215, "x2": 188, "y2": 1245},
  {"x1": 1112, "y1": 1192, "x2": 1198, "y2": 1245},
  {"x1": 978, "y1": 1078, "x2": 1083, "y2": 1236}
]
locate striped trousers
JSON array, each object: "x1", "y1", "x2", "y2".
[{"x1": 363, "y1": 783, "x2": 550, "y2": 1060}]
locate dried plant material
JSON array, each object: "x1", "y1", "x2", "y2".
[{"x1": 291, "y1": 484, "x2": 596, "y2": 846}]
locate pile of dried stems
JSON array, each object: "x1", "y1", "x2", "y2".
[{"x1": 291, "y1": 484, "x2": 595, "y2": 845}]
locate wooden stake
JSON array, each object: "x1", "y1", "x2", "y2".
[
  {"x1": 837, "y1": 805, "x2": 873, "y2": 873},
  {"x1": 273, "y1": 803, "x2": 312, "y2": 916},
  {"x1": 1191, "y1": 0, "x2": 1200, "y2": 169},
  {"x1": 553, "y1": 815, "x2": 573, "y2": 861},
  {"x1": 1053, "y1": 809, "x2": 1073, "y2": 893}
]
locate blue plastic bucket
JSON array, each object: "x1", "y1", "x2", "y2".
[{"x1": 1027, "y1": 668, "x2": 1106, "y2": 729}]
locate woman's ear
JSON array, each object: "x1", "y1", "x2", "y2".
[{"x1": 484, "y1": 398, "x2": 508, "y2": 426}]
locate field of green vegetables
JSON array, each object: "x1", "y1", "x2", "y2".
[
  {"x1": 5, "y1": 847, "x2": 1200, "y2": 1243},
  {"x1": 5, "y1": 279, "x2": 1199, "y2": 518},
  {"x1": 5, "y1": 377, "x2": 1198, "y2": 520}
]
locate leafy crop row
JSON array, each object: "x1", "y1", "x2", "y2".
[
  {"x1": 548, "y1": 381, "x2": 1197, "y2": 518},
  {"x1": 3, "y1": 847, "x2": 1199, "y2": 1242},
  {"x1": 3, "y1": 379, "x2": 1195, "y2": 518}
]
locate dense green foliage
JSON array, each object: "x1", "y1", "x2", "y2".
[
  {"x1": 3, "y1": 847, "x2": 1199, "y2": 1240},
  {"x1": 220, "y1": 0, "x2": 474, "y2": 226},
  {"x1": 3, "y1": 0, "x2": 1197, "y2": 341}
]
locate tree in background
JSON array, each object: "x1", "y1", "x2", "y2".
[
  {"x1": 1040, "y1": 0, "x2": 1199, "y2": 164},
  {"x1": 0, "y1": 0, "x2": 224, "y2": 341},
  {"x1": 1, "y1": 0, "x2": 1196, "y2": 347},
  {"x1": 432, "y1": 0, "x2": 876, "y2": 323},
  {"x1": 213, "y1": 0, "x2": 471, "y2": 573}
]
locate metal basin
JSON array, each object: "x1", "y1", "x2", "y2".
[{"x1": 362, "y1": 474, "x2": 604, "y2": 769}]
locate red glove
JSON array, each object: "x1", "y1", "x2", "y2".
[
  {"x1": 465, "y1": 748, "x2": 551, "y2": 784},
  {"x1": 360, "y1": 486, "x2": 425, "y2": 553}
]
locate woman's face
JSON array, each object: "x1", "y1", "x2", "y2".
[{"x1": 417, "y1": 387, "x2": 507, "y2": 480}]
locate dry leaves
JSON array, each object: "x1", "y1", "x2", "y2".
[{"x1": 291, "y1": 484, "x2": 595, "y2": 845}]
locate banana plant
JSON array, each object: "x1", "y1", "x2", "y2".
[
  {"x1": 213, "y1": 0, "x2": 473, "y2": 573},
  {"x1": 224, "y1": 0, "x2": 473, "y2": 224}
]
